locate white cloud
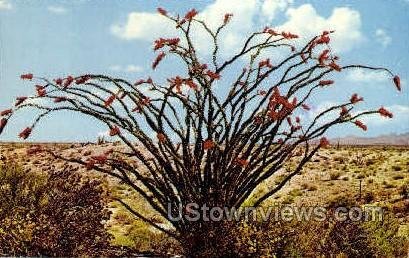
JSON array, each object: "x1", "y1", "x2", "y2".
[
  {"x1": 362, "y1": 105, "x2": 409, "y2": 126},
  {"x1": 109, "y1": 64, "x2": 144, "y2": 73},
  {"x1": 109, "y1": 65, "x2": 122, "y2": 71},
  {"x1": 47, "y1": 6, "x2": 68, "y2": 14},
  {"x1": 0, "y1": 0, "x2": 12, "y2": 10},
  {"x1": 375, "y1": 29, "x2": 391, "y2": 47},
  {"x1": 262, "y1": 0, "x2": 293, "y2": 21},
  {"x1": 125, "y1": 65, "x2": 143, "y2": 73},
  {"x1": 111, "y1": 1, "x2": 364, "y2": 55},
  {"x1": 278, "y1": 4, "x2": 363, "y2": 53},
  {"x1": 346, "y1": 69, "x2": 389, "y2": 83},
  {"x1": 110, "y1": 12, "x2": 177, "y2": 41}
]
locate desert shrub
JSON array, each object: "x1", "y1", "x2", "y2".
[
  {"x1": 341, "y1": 176, "x2": 349, "y2": 181},
  {"x1": 392, "y1": 174, "x2": 404, "y2": 180},
  {"x1": 289, "y1": 189, "x2": 303, "y2": 197},
  {"x1": 327, "y1": 194, "x2": 357, "y2": 208},
  {"x1": 399, "y1": 184, "x2": 408, "y2": 199},
  {"x1": 383, "y1": 180, "x2": 396, "y2": 189},
  {"x1": 392, "y1": 165, "x2": 402, "y2": 171},
  {"x1": 222, "y1": 209, "x2": 408, "y2": 257},
  {"x1": 363, "y1": 192, "x2": 375, "y2": 203},
  {"x1": 301, "y1": 183, "x2": 317, "y2": 191},
  {"x1": 0, "y1": 162, "x2": 113, "y2": 256},
  {"x1": 329, "y1": 171, "x2": 341, "y2": 180}
]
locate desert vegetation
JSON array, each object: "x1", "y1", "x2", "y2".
[{"x1": 0, "y1": 6, "x2": 407, "y2": 258}]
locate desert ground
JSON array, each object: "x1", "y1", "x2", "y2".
[{"x1": 1, "y1": 142, "x2": 408, "y2": 255}]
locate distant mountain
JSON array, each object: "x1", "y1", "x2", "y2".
[{"x1": 331, "y1": 133, "x2": 409, "y2": 146}]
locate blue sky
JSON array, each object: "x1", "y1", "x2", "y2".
[{"x1": 0, "y1": 0, "x2": 408, "y2": 142}]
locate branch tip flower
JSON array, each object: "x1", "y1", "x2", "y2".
[
  {"x1": 157, "y1": 7, "x2": 167, "y2": 16},
  {"x1": 157, "y1": 133, "x2": 166, "y2": 142},
  {"x1": 354, "y1": 120, "x2": 367, "y2": 131},
  {"x1": 378, "y1": 107, "x2": 393, "y2": 118},
  {"x1": 350, "y1": 93, "x2": 363, "y2": 104},
  {"x1": 109, "y1": 126, "x2": 120, "y2": 136},
  {"x1": 0, "y1": 118, "x2": 7, "y2": 135},
  {"x1": 20, "y1": 73, "x2": 33, "y2": 80},
  {"x1": 393, "y1": 75, "x2": 401, "y2": 91},
  {"x1": 19, "y1": 127, "x2": 32, "y2": 139},
  {"x1": 1, "y1": 109, "x2": 12, "y2": 116}
]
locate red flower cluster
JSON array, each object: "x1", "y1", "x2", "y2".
[
  {"x1": 185, "y1": 79, "x2": 198, "y2": 90},
  {"x1": 350, "y1": 93, "x2": 363, "y2": 104},
  {"x1": 319, "y1": 80, "x2": 334, "y2": 86},
  {"x1": 168, "y1": 76, "x2": 198, "y2": 94},
  {"x1": 354, "y1": 120, "x2": 367, "y2": 131},
  {"x1": 152, "y1": 52, "x2": 166, "y2": 70},
  {"x1": 0, "y1": 118, "x2": 7, "y2": 134},
  {"x1": 281, "y1": 32, "x2": 299, "y2": 39},
  {"x1": 109, "y1": 126, "x2": 120, "y2": 136},
  {"x1": 157, "y1": 7, "x2": 167, "y2": 16},
  {"x1": 1, "y1": 109, "x2": 12, "y2": 116},
  {"x1": 378, "y1": 107, "x2": 393, "y2": 118},
  {"x1": 36, "y1": 85, "x2": 46, "y2": 97},
  {"x1": 75, "y1": 75, "x2": 91, "y2": 84},
  {"x1": 328, "y1": 61, "x2": 342, "y2": 72},
  {"x1": 184, "y1": 9, "x2": 198, "y2": 21},
  {"x1": 63, "y1": 76, "x2": 74, "y2": 88},
  {"x1": 318, "y1": 49, "x2": 330, "y2": 66},
  {"x1": 393, "y1": 75, "x2": 401, "y2": 91},
  {"x1": 54, "y1": 78, "x2": 63, "y2": 85},
  {"x1": 223, "y1": 13, "x2": 233, "y2": 24},
  {"x1": 19, "y1": 127, "x2": 32, "y2": 139},
  {"x1": 154, "y1": 37, "x2": 180, "y2": 51},
  {"x1": 319, "y1": 137, "x2": 330, "y2": 148},
  {"x1": 104, "y1": 94, "x2": 116, "y2": 107},
  {"x1": 315, "y1": 31, "x2": 331, "y2": 45},
  {"x1": 157, "y1": 133, "x2": 166, "y2": 142},
  {"x1": 15, "y1": 97, "x2": 27, "y2": 107},
  {"x1": 268, "y1": 88, "x2": 296, "y2": 121},
  {"x1": 263, "y1": 27, "x2": 279, "y2": 36},
  {"x1": 168, "y1": 76, "x2": 184, "y2": 94},
  {"x1": 206, "y1": 70, "x2": 221, "y2": 80},
  {"x1": 134, "y1": 77, "x2": 153, "y2": 86},
  {"x1": 20, "y1": 73, "x2": 33, "y2": 80},
  {"x1": 259, "y1": 58, "x2": 273, "y2": 69},
  {"x1": 203, "y1": 139, "x2": 215, "y2": 150},
  {"x1": 340, "y1": 106, "x2": 348, "y2": 116}
]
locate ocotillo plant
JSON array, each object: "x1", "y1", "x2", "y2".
[{"x1": 0, "y1": 7, "x2": 400, "y2": 256}]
